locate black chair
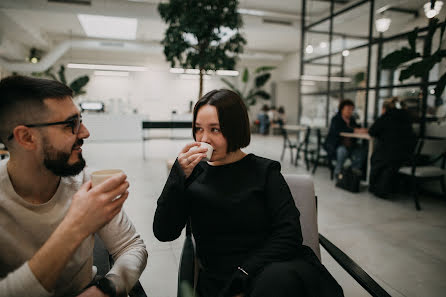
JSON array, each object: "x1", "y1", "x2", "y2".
[
  {"x1": 311, "y1": 128, "x2": 335, "y2": 180},
  {"x1": 177, "y1": 175, "x2": 392, "y2": 297},
  {"x1": 279, "y1": 125, "x2": 299, "y2": 164},
  {"x1": 398, "y1": 137, "x2": 446, "y2": 210},
  {"x1": 93, "y1": 234, "x2": 148, "y2": 297}
]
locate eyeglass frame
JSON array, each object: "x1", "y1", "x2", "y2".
[{"x1": 7, "y1": 115, "x2": 83, "y2": 141}]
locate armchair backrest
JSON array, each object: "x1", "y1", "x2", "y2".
[{"x1": 283, "y1": 174, "x2": 321, "y2": 260}]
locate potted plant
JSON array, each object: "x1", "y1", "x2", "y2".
[
  {"x1": 158, "y1": 0, "x2": 246, "y2": 99},
  {"x1": 32, "y1": 65, "x2": 89, "y2": 97},
  {"x1": 220, "y1": 66, "x2": 276, "y2": 110}
]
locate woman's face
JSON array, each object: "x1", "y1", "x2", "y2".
[{"x1": 194, "y1": 104, "x2": 228, "y2": 162}]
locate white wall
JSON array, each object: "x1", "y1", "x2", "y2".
[{"x1": 63, "y1": 58, "x2": 292, "y2": 123}]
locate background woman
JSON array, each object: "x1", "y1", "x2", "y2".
[{"x1": 368, "y1": 97, "x2": 416, "y2": 198}]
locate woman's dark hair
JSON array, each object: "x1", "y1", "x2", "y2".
[
  {"x1": 193, "y1": 89, "x2": 250, "y2": 153},
  {"x1": 383, "y1": 96, "x2": 404, "y2": 111},
  {"x1": 338, "y1": 99, "x2": 355, "y2": 112},
  {"x1": 278, "y1": 106, "x2": 285, "y2": 114}
]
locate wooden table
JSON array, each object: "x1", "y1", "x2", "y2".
[
  {"x1": 283, "y1": 125, "x2": 307, "y2": 132},
  {"x1": 340, "y1": 132, "x2": 373, "y2": 183}
]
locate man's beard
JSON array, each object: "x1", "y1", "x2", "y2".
[{"x1": 43, "y1": 140, "x2": 86, "y2": 177}]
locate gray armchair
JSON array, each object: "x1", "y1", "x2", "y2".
[{"x1": 178, "y1": 174, "x2": 391, "y2": 297}]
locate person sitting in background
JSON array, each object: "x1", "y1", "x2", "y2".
[
  {"x1": 257, "y1": 104, "x2": 270, "y2": 135},
  {"x1": 368, "y1": 97, "x2": 416, "y2": 198},
  {"x1": 0, "y1": 75, "x2": 147, "y2": 297},
  {"x1": 324, "y1": 99, "x2": 368, "y2": 177},
  {"x1": 153, "y1": 89, "x2": 343, "y2": 297}
]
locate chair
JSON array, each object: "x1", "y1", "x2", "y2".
[
  {"x1": 279, "y1": 125, "x2": 298, "y2": 164},
  {"x1": 177, "y1": 175, "x2": 392, "y2": 297},
  {"x1": 311, "y1": 128, "x2": 335, "y2": 180},
  {"x1": 398, "y1": 137, "x2": 446, "y2": 210},
  {"x1": 93, "y1": 234, "x2": 148, "y2": 297},
  {"x1": 295, "y1": 127, "x2": 318, "y2": 170}
]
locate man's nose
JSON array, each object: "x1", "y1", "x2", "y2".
[{"x1": 77, "y1": 123, "x2": 90, "y2": 139}]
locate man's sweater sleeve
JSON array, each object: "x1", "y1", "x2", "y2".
[
  {"x1": 240, "y1": 161, "x2": 303, "y2": 276},
  {"x1": 0, "y1": 263, "x2": 52, "y2": 297},
  {"x1": 97, "y1": 209, "x2": 148, "y2": 296}
]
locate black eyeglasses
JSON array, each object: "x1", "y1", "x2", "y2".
[{"x1": 7, "y1": 115, "x2": 83, "y2": 141}]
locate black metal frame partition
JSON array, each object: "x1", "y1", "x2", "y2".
[{"x1": 298, "y1": 0, "x2": 442, "y2": 136}]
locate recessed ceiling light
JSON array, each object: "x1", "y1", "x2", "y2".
[
  {"x1": 78, "y1": 14, "x2": 138, "y2": 40},
  {"x1": 67, "y1": 63, "x2": 147, "y2": 71}
]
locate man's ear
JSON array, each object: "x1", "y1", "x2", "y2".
[{"x1": 12, "y1": 126, "x2": 38, "y2": 151}]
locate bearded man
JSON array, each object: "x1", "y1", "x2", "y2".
[{"x1": 0, "y1": 75, "x2": 147, "y2": 297}]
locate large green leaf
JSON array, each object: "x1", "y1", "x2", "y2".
[
  {"x1": 253, "y1": 90, "x2": 270, "y2": 100},
  {"x1": 255, "y1": 73, "x2": 271, "y2": 88},
  {"x1": 255, "y1": 66, "x2": 276, "y2": 73},
  {"x1": 58, "y1": 65, "x2": 67, "y2": 85},
  {"x1": 381, "y1": 47, "x2": 419, "y2": 69},
  {"x1": 435, "y1": 72, "x2": 446, "y2": 98},
  {"x1": 408, "y1": 27, "x2": 419, "y2": 53},
  {"x1": 242, "y1": 68, "x2": 249, "y2": 83},
  {"x1": 69, "y1": 76, "x2": 89, "y2": 96}
]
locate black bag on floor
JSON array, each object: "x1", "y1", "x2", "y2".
[{"x1": 336, "y1": 167, "x2": 361, "y2": 193}]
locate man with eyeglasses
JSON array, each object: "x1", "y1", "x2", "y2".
[{"x1": 0, "y1": 76, "x2": 147, "y2": 297}]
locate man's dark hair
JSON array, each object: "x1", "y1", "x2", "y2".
[
  {"x1": 193, "y1": 89, "x2": 250, "y2": 153},
  {"x1": 338, "y1": 99, "x2": 355, "y2": 113},
  {"x1": 0, "y1": 75, "x2": 73, "y2": 143}
]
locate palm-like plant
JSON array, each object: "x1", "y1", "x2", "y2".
[
  {"x1": 32, "y1": 65, "x2": 89, "y2": 97},
  {"x1": 221, "y1": 66, "x2": 275, "y2": 109}
]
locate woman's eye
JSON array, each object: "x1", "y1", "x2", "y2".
[
  {"x1": 195, "y1": 127, "x2": 203, "y2": 132},
  {"x1": 211, "y1": 128, "x2": 220, "y2": 132}
]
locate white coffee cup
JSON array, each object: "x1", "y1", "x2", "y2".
[
  {"x1": 91, "y1": 169, "x2": 124, "y2": 187},
  {"x1": 199, "y1": 142, "x2": 214, "y2": 161},
  {"x1": 190, "y1": 142, "x2": 214, "y2": 162}
]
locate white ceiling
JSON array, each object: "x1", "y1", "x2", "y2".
[{"x1": 0, "y1": 0, "x2": 439, "y2": 70}]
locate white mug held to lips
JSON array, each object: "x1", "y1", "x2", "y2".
[{"x1": 190, "y1": 142, "x2": 214, "y2": 161}]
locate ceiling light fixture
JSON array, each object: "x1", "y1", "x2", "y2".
[
  {"x1": 375, "y1": 17, "x2": 392, "y2": 33},
  {"x1": 78, "y1": 14, "x2": 138, "y2": 40},
  {"x1": 342, "y1": 50, "x2": 350, "y2": 57},
  {"x1": 67, "y1": 63, "x2": 147, "y2": 71},
  {"x1": 305, "y1": 45, "x2": 314, "y2": 54},
  {"x1": 215, "y1": 70, "x2": 239, "y2": 76},
  {"x1": 424, "y1": 1, "x2": 443, "y2": 18}
]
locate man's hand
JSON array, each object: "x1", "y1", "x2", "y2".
[
  {"x1": 28, "y1": 173, "x2": 129, "y2": 292},
  {"x1": 65, "y1": 173, "x2": 130, "y2": 240},
  {"x1": 76, "y1": 286, "x2": 109, "y2": 297}
]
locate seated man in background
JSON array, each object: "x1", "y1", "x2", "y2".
[
  {"x1": 324, "y1": 99, "x2": 368, "y2": 177},
  {"x1": 0, "y1": 76, "x2": 147, "y2": 297},
  {"x1": 368, "y1": 97, "x2": 416, "y2": 198}
]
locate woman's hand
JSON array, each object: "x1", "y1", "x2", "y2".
[{"x1": 178, "y1": 142, "x2": 208, "y2": 179}]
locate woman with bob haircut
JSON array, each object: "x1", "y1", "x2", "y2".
[{"x1": 153, "y1": 89, "x2": 343, "y2": 297}]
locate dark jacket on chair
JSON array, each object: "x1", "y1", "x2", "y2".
[{"x1": 324, "y1": 112, "x2": 360, "y2": 159}]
